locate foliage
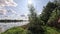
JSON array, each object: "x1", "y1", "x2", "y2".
[
  {"x1": 54, "y1": 0, "x2": 60, "y2": 6},
  {"x1": 28, "y1": 5, "x2": 45, "y2": 34},
  {"x1": 39, "y1": 1, "x2": 58, "y2": 25},
  {"x1": 1, "y1": 27, "x2": 31, "y2": 34},
  {"x1": 47, "y1": 7, "x2": 60, "y2": 28},
  {"x1": 44, "y1": 26, "x2": 60, "y2": 34}
]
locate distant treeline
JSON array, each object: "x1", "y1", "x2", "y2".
[{"x1": 0, "y1": 20, "x2": 26, "y2": 22}]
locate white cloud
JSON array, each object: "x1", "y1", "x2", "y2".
[
  {"x1": 0, "y1": 9, "x2": 7, "y2": 15},
  {"x1": 0, "y1": 8, "x2": 16, "y2": 16},
  {"x1": 5, "y1": 0, "x2": 17, "y2": 7},
  {"x1": 0, "y1": 0, "x2": 6, "y2": 7},
  {"x1": 0, "y1": 0, "x2": 18, "y2": 19},
  {"x1": 0, "y1": 0, "x2": 17, "y2": 7},
  {"x1": 0, "y1": 9, "x2": 16, "y2": 17}
]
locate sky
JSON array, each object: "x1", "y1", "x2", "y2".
[
  {"x1": 14, "y1": 0, "x2": 53, "y2": 14},
  {"x1": 0, "y1": 0, "x2": 53, "y2": 19},
  {"x1": 13, "y1": 0, "x2": 53, "y2": 14}
]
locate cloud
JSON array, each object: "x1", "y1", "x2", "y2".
[
  {"x1": 0, "y1": 9, "x2": 18, "y2": 19},
  {"x1": 0, "y1": 9, "x2": 7, "y2": 15},
  {"x1": 0, "y1": 0, "x2": 6, "y2": 7},
  {"x1": 5, "y1": 0, "x2": 17, "y2": 7},
  {"x1": 0, "y1": 0, "x2": 17, "y2": 7},
  {"x1": 0, "y1": 9, "x2": 16, "y2": 16},
  {"x1": 0, "y1": 0, "x2": 18, "y2": 19}
]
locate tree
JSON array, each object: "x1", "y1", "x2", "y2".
[
  {"x1": 48, "y1": 7, "x2": 60, "y2": 28},
  {"x1": 39, "y1": 1, "x2": 58, "y2": 25},
  {"x1": 54, "y1": 0, "x2": 60, "y2": 6},
  {"x1": 28, "y1": 5, "x2": 44, "y2": 34}
]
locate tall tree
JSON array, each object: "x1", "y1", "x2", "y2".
[
  {"x1": 28, "y1": 5, "x2": 44, "y2": 34},
  {"x1": 39, "y1": 1, "x2": 58, "y2": 25}
]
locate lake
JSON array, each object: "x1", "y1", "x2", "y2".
[{"x1": 0, "y1": 21, "x2": 29, "y2": 32}]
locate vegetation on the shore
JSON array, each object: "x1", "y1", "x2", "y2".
[{"x1": 1, "y1": 27, "x2": 32, "y2": 34}]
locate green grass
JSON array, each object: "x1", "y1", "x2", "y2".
[
  {"x1": 1, "y1": 26, "x2": 60, "y2": 34},
  {"x1": 1, "y1": 27, "x2": 30, "y2": 34},
  {"x1": 45, "y1": 26, "x2": 60, "y2": 34}
]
